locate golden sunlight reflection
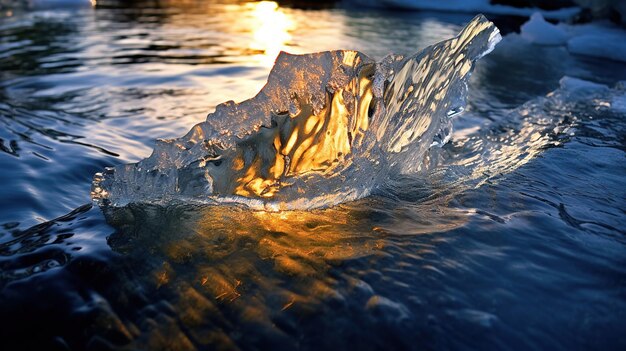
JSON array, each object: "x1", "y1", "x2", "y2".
[
  {"x1": 106, "y1": 200, "x2": 468, "y2": 298},
  {"x1": 101, "y1": 196, "x2": 470, "y2": 348},
  {"x1": 105, "y1": 204, "x2": 385, "y2": 313},
  {"x1": 247, "y1": 1, "x2": 294, "y2": 66},
  {"x1": 193, "y1": 206, "x2": 382, "y2": 269}
]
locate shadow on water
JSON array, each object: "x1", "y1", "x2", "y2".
[
  {"x1": 0, "y1": 193, "x2": 469, "y2": 350},
  {"x1": 97, "y1": 187, "x2": 469, "y2": 350}
]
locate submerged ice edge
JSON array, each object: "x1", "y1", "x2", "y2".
[{"x1": 91, "y1": 15, "x2": 501, "y2": 211}]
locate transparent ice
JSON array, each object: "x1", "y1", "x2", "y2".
[{"x1": 91, "y1": 15, "x2": 501, "y2": 210}]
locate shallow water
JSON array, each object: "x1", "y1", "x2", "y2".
[{"x1": 0, "y1": 1, "x2": 625, "y2": 350}]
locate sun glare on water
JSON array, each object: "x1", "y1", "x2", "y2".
[{"x1": 247, "y1": 1, "x2": 294, "y2": 66}]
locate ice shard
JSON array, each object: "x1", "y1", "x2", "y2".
[{"x1": 91, "y1": 15, "x2": 501, "y2": 210}]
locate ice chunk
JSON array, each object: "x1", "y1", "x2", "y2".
[
  {"x1": 558, "y1": 76, "x2": 610, "y2": 93},
  {"x1": 563, "y1": 21, "x2": 626, "y2": 63},
  {"x1": 91, "y1": 15, "x2": 501, "y2": 210},
  {"x1": 520, "y1": 13, "x2": 568, "y2": 45},
  {"x1": 345, "y1": 0, "x2": 580, "y2": 20},
  {"x1": 519, "y1": 14, "x2": 626, "y2": 63},
  {"x1": 556, "y1": 19, "x2": 626, "y2": 63},
  {"x1": 567, "y1": 31, "x2": 626, "y2": 63}
]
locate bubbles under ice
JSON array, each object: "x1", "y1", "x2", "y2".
[{"x1": 91, "y1": 15, "x2": 502, "y2": 210}]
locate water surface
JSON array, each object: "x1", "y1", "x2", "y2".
[{"x1": 0, "y1": 1, "x2": 625, "y2": 350}]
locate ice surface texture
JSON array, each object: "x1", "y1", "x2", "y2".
[{"x1": 91, "y1": 15, "x2": 501, "y2": 210}]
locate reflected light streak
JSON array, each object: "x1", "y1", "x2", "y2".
[{"x1": 247, "y1": 1, "x2": 294, "y2": 66}]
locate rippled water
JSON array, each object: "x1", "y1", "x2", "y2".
[{"x1": 1, "y1": 1, "x2": 625, "y2": 350}]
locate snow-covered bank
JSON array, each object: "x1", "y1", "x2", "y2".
[
  {"x1": 520, "y1": 12, "x2": 626, "y2": 63},
  {"x1": 345, "y1": 0, "x2": 580, "y2": 20}
]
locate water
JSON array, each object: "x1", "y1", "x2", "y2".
[{"x1": 1, "y1": 1, "x2": 625, "y2": 350}]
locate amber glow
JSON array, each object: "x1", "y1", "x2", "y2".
[
  {"x1": 233, "y1": 59, "x2": 375, "y2": 198},
  {"x1": 103, "y1": 192, "x2": 468, "y2": 348},
  {"x1": 247, "y1": 1, "x2": 294, "y2": 66},
  {"x1": 129, "y1": 205, "x2": 384, "y2": 306},
  {"x1": 192, "y1": 206, "x2": 381, "y2": 270}
]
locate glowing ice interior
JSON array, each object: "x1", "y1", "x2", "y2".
[{"x1": 91, "y1": 15, "x2": 501, "y2": 210}]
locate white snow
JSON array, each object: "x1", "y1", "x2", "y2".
[
  {"x1": 520, "y1": 13, "x2": 626, "y2": 63},
  {"x1": 559, "y1": 76, "x2": 609, "y2": 93},
  {"x1": 566, "y1": 31, "x2": 626, "y2": 63},
  {"x1": 520, "y1": 13, "x2": 568, "y2": 45},
  {"x1": 346, "y1": 0, "x2": 580, "y2": 20}
]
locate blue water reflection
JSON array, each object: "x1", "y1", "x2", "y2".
[{"x1": 0, "y1": 1, "x2": 624, "y2": 350}]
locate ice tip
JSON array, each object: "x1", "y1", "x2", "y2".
[
  {"x1": 90, "y1": 168, "x2": 115, "y2": 206},
  {"x1": 457, "y1": 14, "x2": 502, "y2": 60}
]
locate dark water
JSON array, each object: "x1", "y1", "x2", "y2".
[{"x1": 1, "y1": 1, "x2": 625, "y2": 350}]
